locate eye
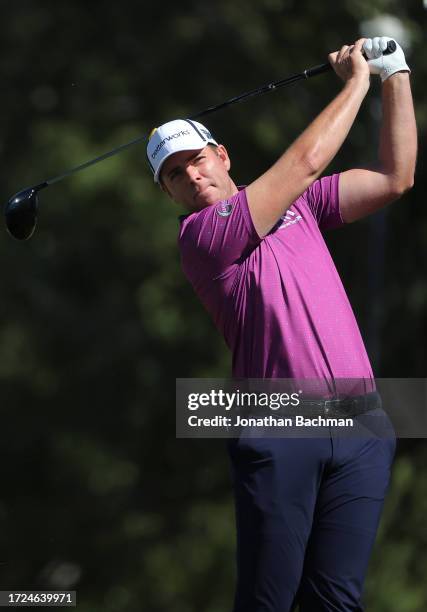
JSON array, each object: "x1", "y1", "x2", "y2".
[{"x1": 169, "y1": 169, "x2": 182, "y2": 181}]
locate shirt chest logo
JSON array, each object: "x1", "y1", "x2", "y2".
[
  {"x1": 216, "y1": 200, "x2": 233, "y2": 217},
  {"x1": 278, "y1": 209, "x2": 303, "y2": 230}
]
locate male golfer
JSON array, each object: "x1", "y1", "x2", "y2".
[{"x1": 147, "y1": 37, "x2": 416, "y2": 611}]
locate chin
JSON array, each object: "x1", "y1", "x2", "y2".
[
  {"x1": 191, "y1": 192, "x2": 219, "y2": 211},
  {"x1": 189, "y1": 201, "x2": 211, "y2": 213}
]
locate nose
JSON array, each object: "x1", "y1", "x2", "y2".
[{"x1": 185, "y1": 163, "x2": 201, "y2": 183}]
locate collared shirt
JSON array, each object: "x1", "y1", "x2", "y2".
[{"x1": 178, "y1": 174, "x2": 373, "y2": 384}]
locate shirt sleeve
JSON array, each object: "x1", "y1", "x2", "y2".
[
  {"x1": 302, "y1": 173, "x2": 344, "y2": 231},
  {"x1": 178, "y1": 188, "x2": 262, "y2": 286}
]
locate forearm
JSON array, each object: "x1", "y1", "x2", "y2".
[
  {"x1": 293, "y1": 76, "x2": 370, "y2": 175},
  {"x1": 247, "y1": 79, "x2": 370, "y2": 238},
  {"x1": 378, "y1": 72, "x2": 417, "y2": 190},
  {"x1": 246, "y1": 39, "x2": 371, "y2": 237}
]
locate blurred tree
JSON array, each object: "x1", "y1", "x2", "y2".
[{"x1": 0, "y1": 0, "x2": 426, "y2": 610}]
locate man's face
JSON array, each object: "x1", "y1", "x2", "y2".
[{"x1": 160, "y1": 144, "x2": 235, "y2": 212}]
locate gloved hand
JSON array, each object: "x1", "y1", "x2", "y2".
[{"x1": 363, "y1": 37, "x2": 410, "y2": 82}]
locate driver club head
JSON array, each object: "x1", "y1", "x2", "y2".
[{"x1": 4, "y1": 186, "x2": 40, "y2": 241}]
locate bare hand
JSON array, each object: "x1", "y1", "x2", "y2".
[{"x1": 328, "y1": 39, "x2": 370, "y2": 85}]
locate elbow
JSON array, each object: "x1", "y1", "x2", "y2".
[
  {"x1": 404, "y1": 174, "x2": 415, "y2": 193},
  {"x1": 300, "y1": 153, "x2": 322, "y2": 178},
  {"x1": 303, "y1": 143, "x2": 335, "y2": 178},
  {"x1": 390, "y1": 175, "x2": 415, "y2": 198}
]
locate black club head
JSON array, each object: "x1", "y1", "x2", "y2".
[{"x1": 4, "y1": 187, "x2": 39, "y2": 240}]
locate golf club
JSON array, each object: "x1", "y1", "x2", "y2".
[{"x1": 4, "y1": 41, "x2": 396, "y2": 241}]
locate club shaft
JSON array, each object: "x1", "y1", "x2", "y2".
[
  {"x1": 190, "y1": 63, "x2": 331, "y2": 119},
  {"x1": 39, "y1": 40, "x2": 397, "y2": 189},
  {"x1": 188, "y1": 41, "x2": 396, "y2": 120},
  {"x1": 45, "y1": 134, "x2": 147, "y2": 187},
  {"x1": 38, "y1": 62, "x2": 332, "y2": 189}
]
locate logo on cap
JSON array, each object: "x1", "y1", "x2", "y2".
[{"x1": 151, "y1": 129, "x2": 191, "y2": 160}]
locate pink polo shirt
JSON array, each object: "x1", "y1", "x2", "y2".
[{"x1": 178, "y1": 174, "x2": 373, "y2": 384}]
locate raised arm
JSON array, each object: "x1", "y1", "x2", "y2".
[
  {"x1": 339, "y1": 38, "x2": 416, "y2": 223},
  {"x1": 246, "y1": 39, "x2": 370, "y2": 238}
]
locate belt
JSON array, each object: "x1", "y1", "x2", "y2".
[{"x1": 296, "y1": 391, "x2": 381, "y2": 418}]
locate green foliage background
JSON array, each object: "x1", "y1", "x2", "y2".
[{"x1": 0, "y1": 0, "x2": 426, "y2": 610}]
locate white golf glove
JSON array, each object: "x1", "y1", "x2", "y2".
[{"x1": 363, "y1": 37, "x2": 410, "y2": 82}]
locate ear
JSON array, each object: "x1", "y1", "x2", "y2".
[
  {"x1": 159, "y1": 178, "x2": 169, "y2": 196},
  {"x1": 215, "y1": 144, "x2": 231, "y2": 172},
  {"x1": 160, "y1": 180, "x2": 178, "y2": 203}
]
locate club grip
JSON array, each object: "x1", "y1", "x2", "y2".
[
  {"x1": 304, "y1": 63, "x2": 333, "y2": 78},
  {"x1": 383, "y1": 40, "x2": 397, "y2": 54},
  {"x1": 306, "y1": 39, "x2": 397, "y2": 79},
  {"x1": 363, "y1": 39, "x2": 397, "y2": 59}
]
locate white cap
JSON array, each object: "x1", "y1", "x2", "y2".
[{"x1": 146, "y1": 119, "x2": 218, "y2": 183}]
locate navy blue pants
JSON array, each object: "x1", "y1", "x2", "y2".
[{"x1": 226, "y1": 409, "x2": 396, "y2": 611}]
